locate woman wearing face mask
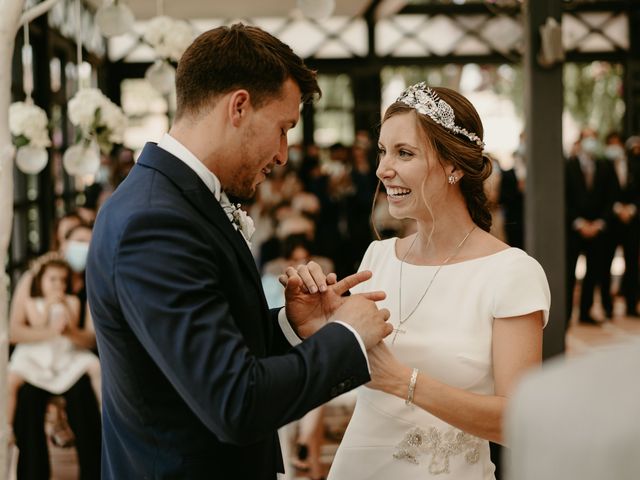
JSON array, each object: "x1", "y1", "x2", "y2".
[
  {"x1": 602, "y1": 132, "x2": 640, "y2": 317},
  {"x1": 9, "y1": 218, "x2": 101, "y2": 479}
]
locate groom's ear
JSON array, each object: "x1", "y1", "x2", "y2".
[{"x1": 228, "y1": 89, "x2": 251, "y2": 127}]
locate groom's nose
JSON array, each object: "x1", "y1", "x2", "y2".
[{"x1": 275, "y1": 136, "x2": 288, "y2": 165}]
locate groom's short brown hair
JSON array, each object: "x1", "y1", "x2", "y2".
[{"x1": 175, "y1": 23, "x2": 320, "y2": 120}]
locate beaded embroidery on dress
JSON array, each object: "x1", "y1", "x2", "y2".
[{"x1": 393, "y1": 426, "x2": 481, "y2": 475}]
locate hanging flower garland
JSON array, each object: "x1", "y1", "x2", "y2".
[
  {"x1": 64, "y1": 88, "x2": 127, "y2": 176},
  {"x1": 9, "y1": 21, "x2": 51, "y2": 175},
  {"x1": 143, "y1": 16, "x2": 194, "y2": 95},
  {"x1": 9, "y1": 101, "x2": 51, "y2": 174}
]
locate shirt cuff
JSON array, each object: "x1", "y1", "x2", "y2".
[
  {"x1": 333, "y1": 321, "x2": 371, "y2": 373},
  {"x1": 277, "y1": 310, "x2": 370, "y2": 372},
  {"x1": 278, "y1": 308, "x2": 301, "y2": 346}
]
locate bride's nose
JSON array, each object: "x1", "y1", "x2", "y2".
[{"x1": 376, "y1": 157, "x2": 395, "y2": 180}]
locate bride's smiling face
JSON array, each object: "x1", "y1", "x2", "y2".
[{"x1": 376, "y1": 112, "x2": 448, "y2": 220}]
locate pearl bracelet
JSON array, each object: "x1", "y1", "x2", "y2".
[{"x1": 405, "y1": 368, "x2": 419, "y2": 406}]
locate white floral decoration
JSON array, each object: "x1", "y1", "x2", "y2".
[
  {"x1": 9, "y1": 102, "x2": 51, "y2": 149},
  {"x1": 231, "y1": 205, "x2": 256, "y2": 245},
  {"x1": 221, "y1": 198, "x2": 255, "y2": 246},
  {"x1": 67, "y1": 88, "x2": 127, "y2": 154},
  {"x1": 144, "y1": 16, "x2": 195, "y2": 62}
]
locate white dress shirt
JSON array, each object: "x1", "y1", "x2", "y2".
[{"x1": 156, "y1": 133, "x2": 369, "y2": 365}]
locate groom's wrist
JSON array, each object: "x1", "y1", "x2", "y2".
[{"x1": 332, "y1": 321, "x2": 370, "y2": 372}]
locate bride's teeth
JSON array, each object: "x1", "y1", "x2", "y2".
[{"x1": 387, "y1": 187, "x2": 411, "y2": 197}]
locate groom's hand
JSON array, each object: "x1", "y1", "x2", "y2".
[{"x1": 281, "y1": 264, "x2": 386, "y2": 339}]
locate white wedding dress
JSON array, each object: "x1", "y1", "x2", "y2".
[{"x1": 328, "y1": 239, "x2": 550, "y2": 480}]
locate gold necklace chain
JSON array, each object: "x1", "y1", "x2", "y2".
[{"x1": 393, "y1": 226, "x2": 476, "y2": 344}]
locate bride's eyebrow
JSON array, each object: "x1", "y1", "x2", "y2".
[{"x1": 393, "y1": 142, "x2": 419, "y2": 150}]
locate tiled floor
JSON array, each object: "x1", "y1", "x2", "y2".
[{"x1": 43, "y1": 300, "x2": 640, "y2": 480}]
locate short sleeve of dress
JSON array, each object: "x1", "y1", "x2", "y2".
[
  {"x1": 492, "y1": 251, "x2": 551, "y2": 327},
  {"x1": 349, "y1": 240, "x2": 380, "y2": 296}
]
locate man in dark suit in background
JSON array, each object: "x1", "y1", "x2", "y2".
[
  {"x1": 602, "y1": 132, "x2": 640, "y2": 317},
  {"x1": 86, "y1": 24, "x2": 392, "y2": 479},
  {"x1": 565, "y1": 128, "x2": 616, "y2": 326}
]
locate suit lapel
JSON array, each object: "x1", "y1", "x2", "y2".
[
  {"x1": 136, "y1": 143, "x2": 263, "y2": 290},
  {"x1": 184, "y1": 187, "x2": 262, "y2": 288}
]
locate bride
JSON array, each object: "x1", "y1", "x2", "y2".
[{"x1": 288, "y1": 83, "x2": 550, "y2": 479}]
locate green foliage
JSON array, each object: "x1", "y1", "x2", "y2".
[
  {"x1": 73, "y1": 107, "x2": 114, "y2": 155},
  {"x1": 12, "y1": 135, "x2": 29, "y2": 149},
  {"x1": 564, "y1": 62, "x2": 625, "y2": 137}
]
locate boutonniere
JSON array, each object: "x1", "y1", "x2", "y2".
[{"x1": 230, "y1": 204, "x2": 255, "y2": 245}]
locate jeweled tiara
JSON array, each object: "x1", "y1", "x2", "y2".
[{"x1": 396, "y1": 82, "x2": 485, "y2": 148}]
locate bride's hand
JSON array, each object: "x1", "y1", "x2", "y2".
[
  {"x1": 367, "y1": 341, "x2": 412, "y2": 395},
  {"x1": 281, "y1": 264, "x2": 385, "y2": 339}
]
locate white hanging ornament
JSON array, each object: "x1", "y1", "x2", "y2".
[
  {"x1": 297, "y1": 0, "x2": 335, "y2": 20},
  {"x1": 96, "y1": 1, "x2": 135, "y2": 37},
  {"x1": 63, "y1": 141, "x2": 100, "y2": 176},
  {"x1": 145, "y1": 59, "x2": 176, "y2": 95},
  {"x1": 16, "y1": 145, "x2": 48, "y2": 175},
  {"x1": 12, "y1": 23, "x2": 50, "y2": 175}
]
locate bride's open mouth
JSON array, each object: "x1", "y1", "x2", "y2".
[{"x1": 386, "y1": 186, "x2": 412, "y2": 199}]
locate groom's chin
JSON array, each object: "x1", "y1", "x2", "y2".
[{"x1": 226, "y1": 184, "x2": 256, "y2": 201}]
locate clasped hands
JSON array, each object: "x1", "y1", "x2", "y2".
[
  {"x1": 280, "y1": 262, "x2": 408, "y2": 393},
  {"x1": 279, "y1": 261, "x2": 392, "y2": 348}
]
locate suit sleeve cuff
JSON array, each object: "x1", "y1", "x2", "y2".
[
  {"x1": 333, "y1": 321, "x2": 370, "y2": 372},
  {"x1": 278, "y1": 308, "x2": 302, "y2": 346},
  {"x1": 278, "y1": 310, "x2": 370, "y2": 372}
]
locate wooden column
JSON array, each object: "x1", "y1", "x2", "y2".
[{"x1": 524, "y1": 0, "x2": 566, "y2": 358}]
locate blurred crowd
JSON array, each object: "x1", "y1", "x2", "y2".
[
  {"x1": 7, "y1": 127, "x2": 640, "y2": 479},
  {"x1": 487, "y1": 129, "x2": 640, "y2": 327}
]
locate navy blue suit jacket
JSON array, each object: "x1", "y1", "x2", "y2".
[{"x1": 86, "y1": 143, "x2": 370, "y2": 479}]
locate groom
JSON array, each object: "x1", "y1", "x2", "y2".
[{"x1": 86, "y1": 24, "x2": 392, "y2": 479}]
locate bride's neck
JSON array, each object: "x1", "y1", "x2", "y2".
[{"x1": 410, "y1": 212, "x2": 475, "y2": 263}]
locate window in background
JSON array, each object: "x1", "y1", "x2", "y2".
[
  {"x1": 313, "y1": 74, "x2": 354, "y2": 147},
  {"x1": 120, "y1": 78, "x2": 169, "y2": 152}
]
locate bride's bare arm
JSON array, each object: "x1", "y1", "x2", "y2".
[{"x1": 367, "y1": 311, "x2": 543, "y2": 445}]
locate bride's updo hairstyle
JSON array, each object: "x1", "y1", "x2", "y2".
[
  {"x1": 175, "y1": 23, "x2": 320, "y2": 120},
  {"x1": 382, "y1": 85, "x2": 493, "y2": 232}
]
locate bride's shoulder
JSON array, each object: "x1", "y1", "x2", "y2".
[
  {"x1": 360, "y1": 237, "x2": 398, "y2": 264},
  {"x1": 457, "y1": 228, "x2": 510, "y2": 262}
]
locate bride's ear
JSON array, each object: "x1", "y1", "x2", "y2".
[
  {"x1": 228, "y1": 89, "x2": 251, "y2": 127},
  {"x1": 449, "y1": 165, "x2": 464, "y2": 181}
]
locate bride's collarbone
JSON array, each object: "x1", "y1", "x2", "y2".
[{"x1": 396, "y1": 232, "x2": 508, "y2": 265}]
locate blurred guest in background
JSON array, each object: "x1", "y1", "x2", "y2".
[
  {"x1": 566, "y1": 128, "x2": 616, "y2": 326},
  {"x1": 603, "y1": 131, "x2": 640, "y2": 317}
]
